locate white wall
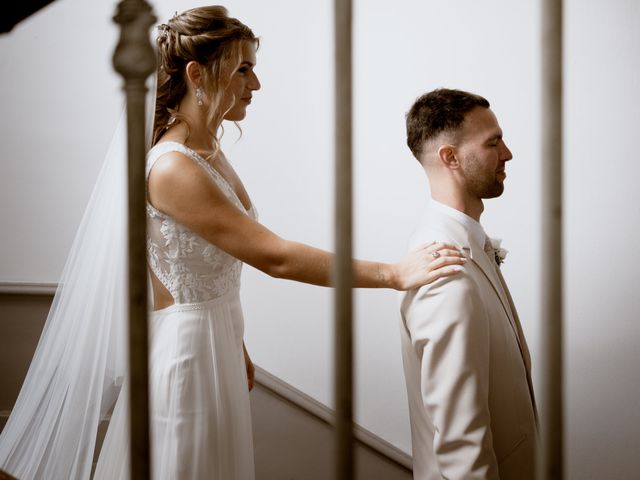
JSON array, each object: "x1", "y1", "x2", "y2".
[
  {"x1": 565, "y1": 0, "x2": 640, "y2": 478},
  {"x1": 0, "y1": 0, "x2": 122, "y2": 282},
  {"x1": 1, "y1": 0, "x2": 638, "y2": 478}
]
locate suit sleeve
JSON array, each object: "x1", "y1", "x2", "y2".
[{"x1": 403, "y1": 272, "x2": 500, "y2": 479}]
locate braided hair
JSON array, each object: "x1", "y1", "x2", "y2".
[{"x1": 153, "y1": 6, "x2": 257, "y2": 151}]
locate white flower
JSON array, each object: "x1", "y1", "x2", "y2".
[{"x1": 489, "y1": 237, "x2": 509, "y2": 265}]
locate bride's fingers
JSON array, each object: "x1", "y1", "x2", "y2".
[
  {"x1": 397, "y1": 248, "x2": 466, "y2": 290},
  {"x1": 426, "y1": 253, "x2": 466, "y2": 270},
  {"x1": 429, "y1": 248, "x2": 466, "y2": 259},
  {"x1": 426, "y1": 264, "x2": 465, "y2": 282}
]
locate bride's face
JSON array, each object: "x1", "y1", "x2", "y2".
[{"x1": 221, "y1": 41, "x2": 261, "y2": 122}]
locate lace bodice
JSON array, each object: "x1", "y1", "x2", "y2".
[{"x1": 146, "y1": 142, "x2": 257, "y2": 304}]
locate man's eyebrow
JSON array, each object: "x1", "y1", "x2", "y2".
[{"x1": 486, "y1": 132, "x2": 503, "y2": 142}]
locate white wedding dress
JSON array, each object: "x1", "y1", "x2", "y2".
[{"x1": 95, "y1": 141, "x2": 256, "y2": 480}]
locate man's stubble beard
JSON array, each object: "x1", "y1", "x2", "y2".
[{"x1": 461, "y1": 155, "x2": 505, "y2": 200}]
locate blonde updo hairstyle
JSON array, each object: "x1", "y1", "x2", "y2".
[{"x1": 153, "y1": 6, "x2": 257, "y2": 152}]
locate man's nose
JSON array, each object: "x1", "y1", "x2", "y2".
[{"x1": 501, "y1": 142, "x2": 513, "y2": 161}]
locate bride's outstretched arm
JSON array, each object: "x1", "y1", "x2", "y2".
[{"x1": 148, "y1": 152, "x2": 466, "y2": 290}]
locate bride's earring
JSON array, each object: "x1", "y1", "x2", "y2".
[{"x1": 196, "y1": 87, "x2": 204, "y2": 107}]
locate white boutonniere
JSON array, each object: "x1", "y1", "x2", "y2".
[{"x1": 490, "y1": 238, "x2": 509, "y2": 266}]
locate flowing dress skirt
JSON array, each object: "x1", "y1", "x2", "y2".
[{"x1": 94, "y1": 289, "x2": 255, "y2": 479}]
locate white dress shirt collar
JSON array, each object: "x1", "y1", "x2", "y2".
[{"x1": 429, "y1": 198, "x2": 489, "y2": 250}]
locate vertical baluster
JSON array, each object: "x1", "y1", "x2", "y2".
[
  {"x1": 112, "y1": 1, "x2": 156, "y2": 478},
  {"x1": 540, "y1": 0, "x2": 563, "y2": 478},
  {"x1": 334, "y1": 0, "x2": 354, "y2": 479}
]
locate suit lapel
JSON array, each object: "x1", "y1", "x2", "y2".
[
  {"x1": 493, "y1": 266, "x2": 531, "y2": 368},
  {"x1": 470, "y1": 234, "x2": 539, "y2": 418},
  {"x1": 493, "y1": 266, "x2": 538, "y2": 417},
  {"x1": 468, "y1": 240, "x2": 522, "y2": 340}
]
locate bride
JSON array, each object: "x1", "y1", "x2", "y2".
[{"x1": 0, "y1": 6, "x2": 465, "y2": 479}]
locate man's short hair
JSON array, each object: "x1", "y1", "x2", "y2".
[{"x1": 406, "y1": 88, "x2": 490, "y2": 160}]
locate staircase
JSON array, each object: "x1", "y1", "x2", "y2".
[{"x1": 0, "y1": 286, "x2": 412, "y2": 479}]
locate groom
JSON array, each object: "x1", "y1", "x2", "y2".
[{"x1": 399, "y1": 88, "x2": 538, "y2": 479}]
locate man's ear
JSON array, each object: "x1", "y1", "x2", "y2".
[
  {"x1": 185, "y1": 61, "x2": 203, "y2": 88},
  {"x1": 437, "y1": 144, "x2": 460, "y2": 170}
]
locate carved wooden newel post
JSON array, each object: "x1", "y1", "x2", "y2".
[
  {"x1": 334, "y1": 0, "x2": 354, "y2": 478},
  {"x1": 540, "y1": 0, "x2": 563, "y2": 478},
  {"x1": 112, "y1": 1, "x2": 156, "y2": 478}
]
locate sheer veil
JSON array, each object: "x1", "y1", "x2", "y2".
[{"x1": 0, "y1": 73, "x2": 157, "y2": 479}]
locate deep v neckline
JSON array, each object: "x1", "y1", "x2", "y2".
[{"x1": 159, "y1": 141, "x2": 253, "y2": 213}]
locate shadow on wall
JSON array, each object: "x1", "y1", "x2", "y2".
[{"x1": 1, "y1": 0, "x2": 57, "y2": 33}]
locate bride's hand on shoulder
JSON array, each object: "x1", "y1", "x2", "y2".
[{"x1": 393, "y1": 241, "x2": 466, "y2": 291}]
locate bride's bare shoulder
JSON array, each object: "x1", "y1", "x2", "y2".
[
  {"x1": 147, "y1": 146, "x2": 228, "y2": 214},
  {"x1": 148, "y1": 149, "x2": 202, "y2": 193},
  {"x1": 150, "y1": 148, "x2": 196, "y2": 175}
]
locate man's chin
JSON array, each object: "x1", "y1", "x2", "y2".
[{"x1": 483, "y1": 183, "x2": 505, "y2": 199}]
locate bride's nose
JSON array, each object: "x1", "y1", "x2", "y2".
[{"x1": 249, "y1": 71, "x2": 261, "y2": 91}]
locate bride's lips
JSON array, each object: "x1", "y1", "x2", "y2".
[{"x1": 241, "y1": 97, "x2": 252, "y2": 104}]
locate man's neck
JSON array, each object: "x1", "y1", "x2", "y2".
[{"x1": 430, "y1": 190, "x2": 484, "y2": 222}]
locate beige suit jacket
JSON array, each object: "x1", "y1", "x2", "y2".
[{"x1": 399, "y1": 205, "x2": 538, "y2": 480}]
